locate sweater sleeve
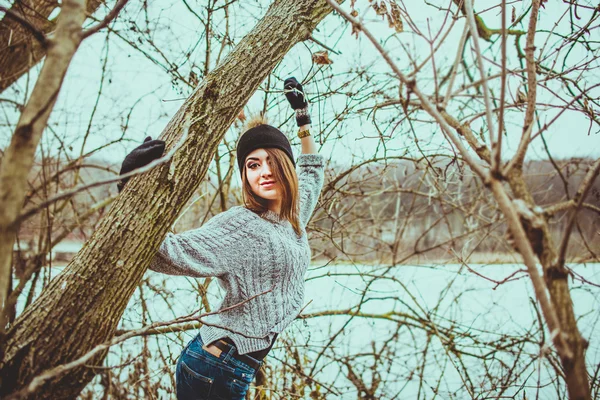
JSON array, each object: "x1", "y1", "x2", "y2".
[
  {"x1": 297, "y1": 153, "x2": 325, "y2": 229},
  {"x1": 148, "y1": 210, "x2": 237, "y2": 278}
]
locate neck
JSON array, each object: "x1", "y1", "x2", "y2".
[{"x1": 267, "y1": 199, "x2": 281, "y2": 214}]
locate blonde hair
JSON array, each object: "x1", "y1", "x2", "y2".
[{"x1": 242, "y1": 147, "x2": 301, "y2": 235}]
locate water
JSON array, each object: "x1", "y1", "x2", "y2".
[{"x1": 15, "y1": 262, "x2": 600, "y2": 398}]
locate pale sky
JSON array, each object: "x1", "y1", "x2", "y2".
[{"x1": 1, "y1": 0, "x2": 598, "y2": 170}]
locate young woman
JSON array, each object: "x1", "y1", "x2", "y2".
[{"x1": 118, "y1": 77, "x2": 324, "y2": 399}]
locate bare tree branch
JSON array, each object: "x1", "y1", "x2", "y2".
[
  {"x1": 15, "y1": 122, "x2": 190, "y2": 226},
  {"x1": 0, "y1": 0, "x2": 87, "y2": 338},
  {"x1": 81, "y1": 0, "x2": 129, "y2": 39},
  {"x1": 557, "y1": 158, "x2": 600, "y2": 266}
]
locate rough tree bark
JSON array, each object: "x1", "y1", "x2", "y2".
[
  {"x1": 0, "y1": 0, "x2": 87, "y2": 339},
  {"x1": 506, "y1": 167, "x2": 592, "y2": 400},
  {"x1": 0, "y1": 0, "x2": 338, "y2": 398},
  {"x1": 0, "y1": 0, "x2": 105, "y2": 94}
]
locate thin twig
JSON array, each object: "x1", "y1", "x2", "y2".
[
  {"x1": 323, "y1": 0, "x2": 488, "y2": 179},
  {"x1": 463, "y1": 0, "x2": 497, "y2": 164},
  {"x1": 556, "y1": 158, "x2": 600, "y2": 266},
  {"x1": 507, "y1": 0, "x2": 542, "y2": 169},
  {"x1": 442, "y1": 23, "x2": 469, "y2": 109},
  {"x1": 15, "y1": 121, "x2": 190, "y2": 226},
  {"x1": 5, "y1": 195, "x2": 117, "y2": 313},
  {"x1": 308, "y1": 35, "x2": 340, "y2": 55},
  {"x1": 324, "y1": 0, "x2": 573, "y2": 366},
  {"x1": 543, "y1": 201, "x2": 600, "y2": 217},
  {"x1": 502, "y1": 117, "x2": 536, "y2": 175},
  {"x1": 81, "y1": 0, "x2": 129, "y2": 39},
  {"x1": 6, "y1": 288, "x2": 273, "y2": 400},
  {"x1": 495, "y1": 0, "x2": 507, "y2": 172}
]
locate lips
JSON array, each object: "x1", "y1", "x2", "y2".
[{"x1": 261, "y1": 181, "x2": 276, "y2": 189}]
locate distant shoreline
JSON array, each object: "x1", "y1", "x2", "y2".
[
  {"x1": 313, "y1": 252, "x2": 596, "y2": 266},
  {"x1": 45, "y1": 253, "x2": 596, "y2": 269}
]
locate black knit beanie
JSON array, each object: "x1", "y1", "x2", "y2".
[{"x1": 236, "y1": 124, "x2": 295, "y2": 174}]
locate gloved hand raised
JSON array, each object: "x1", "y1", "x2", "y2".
[
  {"x1": 118, "y1": 136, "x2": 165, "y2": 192},
  {"x1": 283, "y1": 77, "x2": 311, "y2": 126}
]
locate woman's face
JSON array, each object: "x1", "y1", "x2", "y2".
[{"x1": 245, "y1": 148, "x2": 281, "y2": 205}]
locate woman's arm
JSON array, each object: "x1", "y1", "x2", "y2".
[
  {"x1": 284, "y1": 77, "x2": 319, "y2": 156},
  {"x1": 148, "y1": 209, "x2": 240, "y2": 278},
  {"x1": 298, "y1": 124, "x2": 318, "y2": 154},
  {"x1": 296, "y1": 150, "x2": 325, "y2": 228},
  {"x1": 284, "y1": 77, "x2": 325, "y2": 227}
]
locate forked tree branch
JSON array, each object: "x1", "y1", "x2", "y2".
[
  {"x1": 324, "y1": 0, "x2": 573, "y2": 366},
  {"x1": 556, "y1": 158, "x2": 600, "y2": 266}
]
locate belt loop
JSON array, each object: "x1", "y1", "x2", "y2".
[{"x1": 222, "y1": 342, "x2": 235, "y2": 363}]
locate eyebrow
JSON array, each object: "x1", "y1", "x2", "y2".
[{"x1": 245, "y1": 156, "x2": 270, "y2": 162}]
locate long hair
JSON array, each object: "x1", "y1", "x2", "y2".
[{"x1": 242, "y1": 147, "x2": 301, "y2": 235}]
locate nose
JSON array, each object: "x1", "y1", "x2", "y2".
[{"x1": 260, "y1": 163, "x2": 272, "y2": 177}]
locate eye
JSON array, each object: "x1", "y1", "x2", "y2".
[{"x1": 247, "y1": 162, "x2": 259, "y2": 169}]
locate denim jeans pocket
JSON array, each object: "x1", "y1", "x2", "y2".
[
  {"x1": 228, "y1": 376, "x2": 251, "y2": 399},
  {"x1": 187, "y1": 347, "x2": 236, "y2": 373},
  {"x1": 176, "y1": 334, "x2": 261, "y2": 399},
  {"x1": 177, "y1": 360, "x2": 214, "y2": 400}
]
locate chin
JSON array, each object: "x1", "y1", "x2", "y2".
[
  {"x1": 259, "y1": 193, "x2": 279, "y2": 202},
  {"x1": 255, "y1": 187, "x2": 279, "y2": 201}
]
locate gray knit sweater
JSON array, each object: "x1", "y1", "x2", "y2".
[{"x1": 149, "y1": 154, "x2": 325, "y2": 355}]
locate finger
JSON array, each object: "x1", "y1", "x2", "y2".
[
  {"x1": 139, "y1": 139, "x2": 165, "y2": 150},
  {"x1": 284, "y1": 77, "x2": 298, "y2": 89},
  {"x1": 149, "y1": 142, "x2": 166, "y2": 157}
]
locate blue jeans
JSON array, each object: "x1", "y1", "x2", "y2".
[{"x1": 176, "y1": 334, "x2": 261, "y2": 400}]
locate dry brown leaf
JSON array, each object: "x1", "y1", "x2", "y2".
[
  {"x1": 312, "y1": 51, "x2": 333, "y2": 65},
  {"x1": 371, "y1": 1, "x2": 404, "y2": 33},
  {"x1": 372, "y1": 2, "x2": 386, "y2": 16},
  {"x1": 237, "y1": 109, "x2": 246, "y2": 123},
  {"x1": 389, "y1": 2, "x2": 403, "y2": 33},
  {"x1": 517, "y1": 89, "x2": 527, "y2": 104},
  {"x1": 350, "y1": 0, "x2": 358, "y2": 17},
  {"x1": 189, "y1": 71, "x2": 199, "y2": 87}
]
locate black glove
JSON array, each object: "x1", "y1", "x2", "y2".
[
  {"x1": 284, "y1": 77, "x2": 311, "y2": 126},
  {"x1": 118, "y1": 136, "x2": 165, "y2": 192}
]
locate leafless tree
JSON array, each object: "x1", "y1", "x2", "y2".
[
  {"x1": 0, "y1": 0, "x2": 342, "y2": 398},
  {"x1": 0, "y1": 0, "x2": 598, "y2": 399}
]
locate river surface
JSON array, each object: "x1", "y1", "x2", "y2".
[{"x1": 17, "y1": 262, "x2": 600, "y2": 398}]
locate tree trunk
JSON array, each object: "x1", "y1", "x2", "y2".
[
  {"x1": 506, "y1": 167, "x2": 591, "y2": 400},
  {"x1": 0, "y1": 0, "x2": 87, "y2": 340},
  {"x1": 0, "y1": 0, "x2": 104, "y2": 93},
  {"x1": 0, "y1": 1, "x2": 337, "y2": 398}
]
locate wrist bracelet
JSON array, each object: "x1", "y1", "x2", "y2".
[{"x1": 297, "y1": 129, "x2": 311, "y2": 139}]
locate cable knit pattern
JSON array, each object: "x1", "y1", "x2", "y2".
[{"x1": 149, "y1": 153, "x2": 325, "y2": 354}]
